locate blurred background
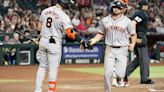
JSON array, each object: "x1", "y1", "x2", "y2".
[{"x1": 0, "y1": 0, "x2": 164, "y2": 65}]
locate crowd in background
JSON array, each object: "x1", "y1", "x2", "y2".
[
  {"x1": 0, "y1": 0, "x2": 163, "y2": 64},
  {"x1": 0, "y1": 0, "x2": 163, "y2": 44}
]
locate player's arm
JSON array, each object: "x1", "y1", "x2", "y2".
[
  {"x1": 37, "y1": 20, "x2": 42, "y2": 34},
  {"x1": 89, "y1": 20, "x2": 105, "y2": 46},
  {"x1": 37, "y1": 11, "x2": 44, "y2": 34},
  {"x1": 131, "y1": 20, "x2": 137, "y2": 45},
  {"x1": 89, "y1": 32, "x2": 104, "y2": 45},
  {"x1": 130, "y1": 33, "x2": 137, "y2": 48},
  {"x1": 65, "y1": 28, "x2": 93, "y2": 50},
  {"x1": 65, "y1": 28, "x2": 81, "y2": 42},
  {"x1": 127, "y1": 19, "x2": 137, "y2": 51}
]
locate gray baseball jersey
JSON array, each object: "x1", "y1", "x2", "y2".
[
  {"x1": 39, "y1": 6, "x2": 73, "y2": 41},
  {"x1": 99, "y1": 14, "x2": 135, "y2": 46}
]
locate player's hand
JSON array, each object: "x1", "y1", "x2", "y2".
[
  {"x1": 128, "y1": 44, "x2": 135, "y2": 52},
  {"x1": 33, "y1": 40, "x2": 39, "y2": 45},
  {"x1": 88, "y1": 38, "x2": 97, "y2": 46},
  {"x1": 136, "y1": 38, "x2": 142, "y2": 44},
  {"x1": 80, "y1": 40, "x2": 93, "y2": 50}
]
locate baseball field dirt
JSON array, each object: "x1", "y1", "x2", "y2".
[{"x1": 0, "y1": 63, "x2": 164, "y2": 92}]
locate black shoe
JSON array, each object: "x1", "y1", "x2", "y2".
[
  {"x1": 140, "y1": 79, "x2": 154, "y2": 84},
  {"x1": 123, "y1": 75, "x2": 128, "y2": 82}
]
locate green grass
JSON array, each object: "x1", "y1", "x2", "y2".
[
  {"x1": 65, "y1": 67, "x2": 104, "y2": 75},
  {"x1": 0, "y1": 79, "x2": 28, "y2": 83},
  {"x1": 64, "y1": 66, "x2": 164, "y2": 78},
  {"x1": 130, "y1": 66, "x2": 164, "y2": 78}
]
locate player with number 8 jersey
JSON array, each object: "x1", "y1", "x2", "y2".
[{"x1": 34, "y1": 0, "x2": 85, "y2": 92}]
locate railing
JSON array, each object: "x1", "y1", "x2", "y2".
[
  {"x1": 155, "y1": 41, "x2": 164, "y2": 61},
  {"x1": 0, "y1": 41, "x2": 163, "y2": 66},
  {"x1": 0, "y1": 43, "x2": 105, "y2": 65},
  {"x1": 0, "y1": 44, "x2": 38, "y2": 65}
]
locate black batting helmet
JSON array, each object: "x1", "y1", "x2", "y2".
[
  {"x1": 112, "y1": 0, "x2": 127, "y2": 9},
  {"x1": 57, "y1": 0, "x2": 76, "y2": 9},
  {"x1": 111, "y1": 0, "x2": 128, "y2": 14}
]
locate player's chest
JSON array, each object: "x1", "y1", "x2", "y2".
[{"x1": 103, "y1": 21, "x2": 127, "y2": 32}]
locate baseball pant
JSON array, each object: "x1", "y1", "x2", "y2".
[
  {"x1": 125, "y1": 45, "x2": 150, "y2": 82},
  {"x1": 35, "y1": 38, "x2": 62, "y2": 92},
  {"x1": 104, "y1": 45, "x2": 128, "y2": 92}
]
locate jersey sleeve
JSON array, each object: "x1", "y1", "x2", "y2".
[
  {"x1": 61, "y1": 13, "x2": 73, "y2": 30},
  {"x1": 127, "y1": 20, "x2": 136, "y2": 35},
  {"x1": 98, "y1": 20, "x2": 105, "y2": 34},
  {"x1": 131, "y1": 11, "x2": 145, "y2": 24}
]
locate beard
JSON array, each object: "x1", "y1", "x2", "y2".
[
  {"x1": 113, "y1": 11, "x2": 121, "y2": 15},
  {"x1": 112, "y1": 9, "x2": 125, "y2": 15}
]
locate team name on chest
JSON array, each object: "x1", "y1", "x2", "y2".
[
  {"x1": 106, "y1": 26, "x2": 126, "y2": 32},
  {"x1": 45, "y1": 11, "x2": 59, "y2": 19}
]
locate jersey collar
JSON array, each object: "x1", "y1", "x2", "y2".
[{"x1": 109, "y1": 14, "x2": 124, "y2": 22}]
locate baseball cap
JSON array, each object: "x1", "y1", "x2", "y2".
[{"x1": 139, "y1": 0, "x2": 149, "y2": 6}]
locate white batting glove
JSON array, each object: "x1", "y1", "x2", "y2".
[{"x1": 89, "y1": 38, "x2": 98, "y2": 46}]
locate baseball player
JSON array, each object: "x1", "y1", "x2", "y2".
[
  {"x1": 34, "y1": 0, "x2": 91, "y2": 92},
  {"x1": 124, "y1": 0, "x2": 154, "y2": 84},
  {"x1": 88, "y1": 0, "x2": 137, "y2": 92}
]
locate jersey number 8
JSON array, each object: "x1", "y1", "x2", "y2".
[{"x1": 46, "y1": 17, "x2": 52, "y2": 28}]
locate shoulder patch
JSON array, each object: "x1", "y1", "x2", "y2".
[{"x1": 134, "y1": 16, "x2": 142, "y2": 23}]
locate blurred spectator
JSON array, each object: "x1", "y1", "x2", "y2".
[
  {"x1": 0, "y1": 40, "x2": 2, "y2": 45},
  {"x1": 10, "y1": 33, "x2": 21, "y2": 65},
  {"x1": 76, "y1": 16, "x2": 88, "y2": 40},
  {"x1": 3, "y1": 34, "x2": 11, "y2": 44},
  {"x1": 72, "y1": 14, "x2": 80, "y2": 27},
  {"x1": 77, "y1": 16, "x2": 87, "y2": 30},
  {"x1": 20, "y1": 30, "x2": 32, "y2": 44},
  {"x1": 155, "y1": 16, "x2": 164, "y2": 33},
  {"x1": 87, "y1": 22, "x2": 98, "y2": 38},
  {"x1": 0, "y1": 18, "x2": 5, "y2": 32},
  {"x1": 11, "y1": 33, "x2": 21, "y2": 44},
  {"x1": 2, "y1": 34, "x2": 12, "y2": 65},
  {"x1": 3, "y1": 0, "x2": 10, "y2": 8}
]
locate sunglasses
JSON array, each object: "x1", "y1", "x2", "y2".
[{"x1": 112, "y1": 6, "x2": 124, "y2": 10}]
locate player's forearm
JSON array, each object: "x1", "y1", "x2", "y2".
[
  {"x1": 37, "y1": 21, "x2": 42, "y2": 33},
  {"x1": 89, "y1": 33, "x2": 104, "y2": 45},
  {"x1": 131, "y1": 20, "x2": 137, "y2": 31},
  {"x1": 130, "y1": 33, "x2": 137, "y2": 46}
]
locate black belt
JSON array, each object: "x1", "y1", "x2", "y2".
[{"x1": 110, "y1": 46, "x2": 121, "y2": 48}]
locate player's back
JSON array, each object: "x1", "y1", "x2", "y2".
[{"x1": 39, "y1": 6, "x2": 70, "y2": 39}]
